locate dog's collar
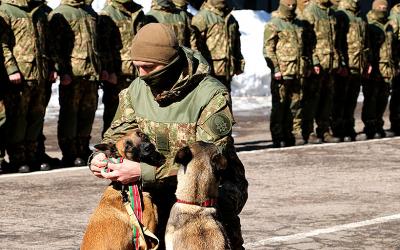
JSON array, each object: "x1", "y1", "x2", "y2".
[{"x1": 176, "y1": 199, "x2": 217, "y2": 207}]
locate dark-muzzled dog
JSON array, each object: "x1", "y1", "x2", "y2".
[
  {"x1": 81, "y1": 129, "x2": 165, "y2": 250},
  {"x1": 165, "y1": 141, "x2": 231, "y2": 250}
]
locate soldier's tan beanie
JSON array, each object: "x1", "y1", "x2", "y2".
[
  {"x1": 372, "y1": 0, "x2": 388, "y2": 10},
  {"x1": 131, "y1": 23, "x2": 179, "y2": 65}
]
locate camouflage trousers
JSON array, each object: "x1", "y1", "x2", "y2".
[
  {"x1": 144, "y1": 176, "x2": 247, "y2": 250},
  {"x1": 0, "y1": 100, "x2": 5, "y2": 162},
  {"x1": 331, "y1": 73, "x2": 362, "y2": 138},
  {"x1": 3, "y1": 81, "x2": 46, "y2": 167},
  {"x1": 38, "y1": 80, "x2": 55, "y2": 158},
  {"x1": 102, "y1": 76, "x2": 133, "y2": 137},
  {"x1": 58, "y1": 79, "x2": 98, "y2": 162},
  {"x1": 270, "y1": 78, "x2": 302, "y2": 144},
  {"x1": 302, "y1": 71, "x2": 335, "y2": 138},
  {"x1": 361, "y1": 79, "x2": 391, "y2": 136},
  {"x1": 389, "y1": 74, "x2": 400, "y2": 133}
]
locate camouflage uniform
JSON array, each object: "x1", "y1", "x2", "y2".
[
  {"x1": 302, "y1": 0, "x2": 341, "y2": 141},
  {"x1": 102, "y1": 47, "x2": 248, "y2": 249},
  {"x1": 264, "y1": 4, "x2": 310, "y2": 146},
  {"x1": 388, "y1": 4, "x2": 400, "y2": 134},
  {"x1": 147, "y1": 0, "x2": 199, "y2": 51},
  {"x1": 0, "y1": 0, "x2": 51, "y2": 171},
  {"x1": 0, "y1": 52, "x2": 6, "y2": 170},
  {"x1": 191, "y1": 0, "x2": 245, "y2": 91},
  {"x1": 332, "y1": 0, "x2": 369, "y2": 140},
  {"x1": 98, "y1": 0, "x2": 147, "y2": 136},
  {"x1": 362, "y1": 9, "x2": 395, "y2": 138},
  {"x1": 49, "y1": 0, "x2": 101, "y2": 165}
]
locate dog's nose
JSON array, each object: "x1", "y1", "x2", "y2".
[{"x1": 140, "y1": 143, "x2": 155, "y2": 156}]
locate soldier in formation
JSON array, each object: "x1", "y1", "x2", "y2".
[
  {"x1": 98, "y1": 0, "x2": 147, "y2": 136},
  {"x1": 49, "y1": 0, "x2": 101, "y2": 167},
  {"x1": 264, "y1": 0, "x2": 309, "y2": 147},
  {"x1": 192, "y1": 0, "x2": 245, "y2": 92},
  {"x1": 0, "y1": 0, "x2": 55, "y2": 173}
]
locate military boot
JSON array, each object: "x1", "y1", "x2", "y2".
[
  {"x1": 307, "y1": 133, "x2": 322, "y2": 144},
  {"x1": 322, "y1": 132, "x2": 340, "y2": 143},
  {"x1": 294, "y1": 134, "x2": 305, "y2": 146}
]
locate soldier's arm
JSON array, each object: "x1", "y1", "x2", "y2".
[
  {"x1": 303, "y1": 10, "x2": 320, "y2": 66},
  {"x1": 102, "y1": 88, "x2": 139, "y2": 144},
  {"x1": 233, "y1": 18, "x2": 245, "y2": 74},
  {"x1": 196, "y1": 89, "x2": 248, "y2": 214},
  {"x1": 191, "y1": 13, "x2": 212, "y2": 67},
  {"x1": 48, "y1": 12, "x2": 71, "y2": 75},
  {"x1": 263, "y1": 22, "x2": 280, "y2": 75},
  {"x1": 388, "y1": 17, "x2": 400, "y2": 68},
  {"x1": 97, "y1": 13, "x2": 116, "y2": 74},
  {"x1": 0, "y1": 12, "x2": 19, "y2": 75},
  {"x1": 335, "y1": 12, "x2": 347, "y2": 68}
]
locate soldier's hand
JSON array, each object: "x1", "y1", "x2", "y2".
[
  {"x1": 101, "y1": 159, "x2": 141, "y2": 184},
  {"x1": 367, "y1": 65, "x2": 372, "y2": 75},
  {"x1": 9, "y1": 72, "x2": 22, "y2": 84},
  {"x1": 60, "y1": 74, "x2": 72, "y2": 86},
  {"x1": 49, "y1": 71, "x2": 58, "y2": 83},
  {"x1": 108, "y1": 73, "x2": 118, "y2": 85},
  {"x1": 274, "y1": 72, "x2": 282, "y2": 80},
  {"x1": 100, "y1": 70, "x2": 109, "y2": 81},
  {"x1": 89, "y1": 152, "x2": 108, "y2": 178},
  {"x1": 313, "y1": 66, "x2": 321, "y2": 75}
]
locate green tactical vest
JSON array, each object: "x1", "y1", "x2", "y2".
[{"x1": 128, "y1": 76, "x2": 225, "y2": 179}]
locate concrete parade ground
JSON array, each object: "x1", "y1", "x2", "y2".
[{"x1": 1, "y1": 108, "x2": 400, "y2": 249}]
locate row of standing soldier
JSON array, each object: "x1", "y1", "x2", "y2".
[
  {"x1": 264, "y1": 0, "x2": 400, "y2": 147},
  {"x1": 0, "y1": 0, "x2": 244, "y2": 173}
]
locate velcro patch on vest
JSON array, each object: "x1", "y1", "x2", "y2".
[
  {"x1": 207, "y1": 113, "x2": 232, "y2": 137},
  {"x1": 156, "y1": 131, "x2": 170, "y2": 153}
]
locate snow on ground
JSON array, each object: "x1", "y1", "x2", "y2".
[{"x1": 45, "y1": 0, "x2": 271, "y2": 120}]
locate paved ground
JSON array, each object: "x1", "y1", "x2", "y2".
[{"x1": 1, "y1": 105, "x2": 400, "y2": 249}]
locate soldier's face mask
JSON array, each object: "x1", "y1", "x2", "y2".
[
  {"x1": 139, "y1": 55, "x2": 182, "y2": 94},
  {"x1": 280, "y1": 3, "x2": 297, "y2": 19},
  {"x1": 209, "y1": 0, "x2": 227, "y2": 10},
  {"x1": 373, "y1": 9, "x2": 388, "y2": 20}
]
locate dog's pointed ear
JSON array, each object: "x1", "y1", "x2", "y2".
[
  {"x1": 94, "y1": 143, "x2": 112, "y2": 152},
  {"x1": 174, "y1": 146, "x2": 192, "y2": 167},
  {"x1": 212, "y1": 153, "x2": 227, "y2": 171}
]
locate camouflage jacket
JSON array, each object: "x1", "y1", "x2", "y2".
[
  {"x1": 48, "y1": 0, "x2": 100, "y2": 79},
  {"x1": 191, "y1": 2, "x2": 244, "y2": 79},
  {"x1": 335, "y1": 8, "x2": 369, "y2": 74},
  {"x1": 102, "y1": 47, "x2": 248, "y2": 212},
  {"x1": 98, "y1": 1, "x2": 147, "y2": 76},
  {"x1": 263, "y1": 10, "x2": 311, "y2": 79},
  {"x1": 147, "y1": 0, "x2": 199, "y2": 51},
  {"x1": 303, "y1": 2, "x2": 341, "y2": 70},
  {"x1": 0, "y1": 0, "x2": 51, "y2": 82},
  {"x1": 367, "y1": 11, "x2": 395, "y2": 82},
  {"x1": 389, "y1": 4, "x2": 400, "y2": 68}
]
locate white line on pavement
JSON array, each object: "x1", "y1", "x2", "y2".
[
  {"x1": 239, "y1": 136, "x2": 400, "y2": 154},
  {"x1": 0, "y1": 166, "x2": 87, "y2": 179},
  {"x1": 244, "y1": 213, "x2": 400, "y2": 248}
]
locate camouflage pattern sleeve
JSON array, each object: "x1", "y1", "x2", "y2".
[
  {"x1": 388, "y1": 16, "x2": 400, "y2": 68},
  {"x1": 97, "y1": 12, "x2": 117, "y2": 73},
  {"x1": 263, "y1": 22, "x2": 280, "y2": 74},
  {"x1": 303, "y1": 9, "x2": 320, "y2": 66},
  {"x1": 0, "y1": 12, "x2": 19, "y2": 75},
  {"x1": 102, "y1": 88, "x2": 139, "y2": 144},
  {"x1": 48, "y1": 12, "x2": 72, "y2": 75},
  {"x1": 196, "y1": 90, "x2": 248, "y2": 214},
  {"x1": 335, "y1": 11, "x2": 347, "y2": 68},
  {"x1": 232, "y1": 18, "x2": 244, "y2": 74},
  {"x1": 191, "y1": 12, "x2": 207, "y2": 34}
]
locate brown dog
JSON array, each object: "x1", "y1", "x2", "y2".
[
  {"x1": 81, "y1": 129, "x2": 165, "y2": 250},
  {"x1": 165, "y1": 141, "x2": 231, "y2": 250}
]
